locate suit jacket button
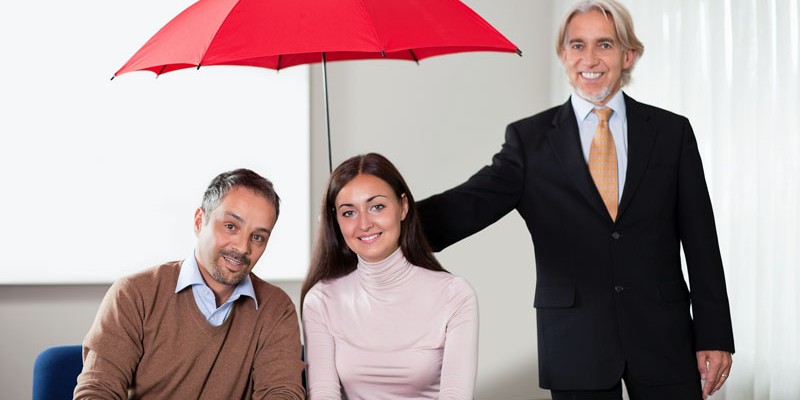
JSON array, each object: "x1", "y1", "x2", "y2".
[
  {"x1": 614, "y1": 285, "x2": 624, "y2": 293},
  {"x1": 611, "y1": 232, "x2": 622, "y2": 240}
]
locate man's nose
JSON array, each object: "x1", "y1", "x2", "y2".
[
  {"x1": 585, "y1": 46, "x2": 600, "y2": 65},
  {"x1": 231, "y1": 233, "x2": 251, "y2": 254}
]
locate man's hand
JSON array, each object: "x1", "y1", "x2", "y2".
[{"x1": 696, "y1": 350, "x2": 732, "y2": 399}]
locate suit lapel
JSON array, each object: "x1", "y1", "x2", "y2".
[
  {"x1": 618, "y1": 94, "x2": 657, "y2": 219},
  {"x1": 547, "y1": 99, "x2": 610, "y2": 219}
]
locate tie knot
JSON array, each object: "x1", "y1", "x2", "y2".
[{"x1": 594, "y1": 107, "x2": 613, "y2": 123}]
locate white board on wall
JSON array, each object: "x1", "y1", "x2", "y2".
[{"x1": 0, "y1": 0, "x2": 310, "y2": 284}]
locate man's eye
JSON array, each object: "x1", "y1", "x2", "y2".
[
  {"x1": 224, "y1": 223, "x2": 235, "y2": 230},
  {"x1": 601, "y1": 43, "x2": 612, "y2": 49},
  {"x1": 571, "y1": 43, "x2": 583, "y2": 50},
  {"x1": 252, "y1": 234, "x2": 264, "y2": 243}
]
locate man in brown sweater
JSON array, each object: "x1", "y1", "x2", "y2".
[{"x1": 75, "y1": 169, "x2": 305, "y2": 399}]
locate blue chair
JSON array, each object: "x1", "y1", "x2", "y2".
[
  {"x1": 301, "y1": 344, "x2": 307, "y2": 392},
  {"x1": 32, "y1": 345, "x2": 83, "y2": 400},
  {"x1": 32, "y1": 344, "x2": 306, "y2": 398}
]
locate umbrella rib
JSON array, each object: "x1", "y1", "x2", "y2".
[
  {"x1": 195, "y1": 0, "x2": 247, "y2": 69},
  {"x1": 354, "y1": 0, "x2": 387, "y2": 60},
  {"x1": 408, "y1": 49, "x2": 419, "y2": 65}
]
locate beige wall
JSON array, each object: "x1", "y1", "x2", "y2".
[{"x1": 2, "y1": 1, "x2": 556, "y2": 399}]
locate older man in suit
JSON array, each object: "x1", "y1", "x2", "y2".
[{"x1": 418, "y1": 1, "x2": 734, "y2": 399}]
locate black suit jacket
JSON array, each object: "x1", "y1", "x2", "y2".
[{"x1": 418, "y1": 94, "x2": 735, "y2": 390}]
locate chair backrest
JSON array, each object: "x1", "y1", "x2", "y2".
[
  {"x1": 301, "y1": 344, "x2": 306, "y2": 392},
  {"x1": 32, "y1": 345, "x2": 83, "y2": 400},
  {"x1": 32, "y1": 344, "x2": 305, "y2": 398}
]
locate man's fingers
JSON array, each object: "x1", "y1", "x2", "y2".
[{"x1": 697, "y1": 350, "x2": 733, "y2": 398}]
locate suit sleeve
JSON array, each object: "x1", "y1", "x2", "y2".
[
  {"x1": 75, "y1": 278, "x2": 144, "y2": 400},
  {"x1": 419, "y1": 123, "x2": 527, "y2": 251},
  {"x1": 676, "y1": 119, "x2": 735, "y2": 353}
]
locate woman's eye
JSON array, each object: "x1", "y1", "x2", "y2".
[
  {"x1": 371, "y1": 204, "x2": 385, "y2": 212},
  {"x1": 341, "y1": 210, "x2": 355, "y2": 218}
]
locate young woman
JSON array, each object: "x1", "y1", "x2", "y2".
[{"x1": 301, "y1": 153, "x2": 478, "y2": 400}]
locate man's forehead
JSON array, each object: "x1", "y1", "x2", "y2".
[
  {"x1": 214, "y1": 194, "x2": 276, "y2": 222},
  {"x1": 568, "y1": 35, "x2": 618, "y2": 42},
  {"x1": 566, "y1": 11, "x2": 618, "y2": 40}
]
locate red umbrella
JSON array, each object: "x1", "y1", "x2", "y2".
[{"x1": 113, "y1": 0, "x2": 521, "y2": 171}]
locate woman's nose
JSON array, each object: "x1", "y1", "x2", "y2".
[{"x1": 358, "y1": 213, "x2": 373, "y2": 230}]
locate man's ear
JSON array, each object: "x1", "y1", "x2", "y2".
[
  {"x1": 194, "y1": 208, "x2": 204, "y2": 235},
  {"x1": 623, "y1": 49, "x2": 636, "y2": 69}
]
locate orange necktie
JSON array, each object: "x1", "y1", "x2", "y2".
[{"x1": 588, "y1": 107, "x2": 618, "y2": 220}]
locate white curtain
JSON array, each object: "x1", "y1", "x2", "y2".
[
  {"x1": 626, "y1": 0, "x2": 800, "y2": 398},
  {"x1": 553, "y1": 0, "x2": 800, "y2": 398}
]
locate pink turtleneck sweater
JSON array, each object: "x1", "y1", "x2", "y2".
[{"x1": 302, "y1": 248, "x2": 479, "y2": 400}]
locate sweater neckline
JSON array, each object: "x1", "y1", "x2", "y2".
[{"x1": 356, "y1": 247, "x2": 415, "y2": 289}]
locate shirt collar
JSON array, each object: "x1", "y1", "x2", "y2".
[
  {"x1": 571, "y1": 89, "x2": 627, "y2": 122},
  {"x1": 176, "y1": 250, "x2": 259, "y2": 309}
]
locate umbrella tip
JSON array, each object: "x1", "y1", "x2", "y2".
[
  {"x1": 381, "y1": 50, "x2": 386, "y2": 58},
  {"x1": 196, "y1": 64, "x2": 202, "y2": 70},
  {"x1": 110, "y1": 75, "x2": 115, "y2": 81},
  {"x1": 516, "y1": 48, "x2": 523, "y2": 57}
]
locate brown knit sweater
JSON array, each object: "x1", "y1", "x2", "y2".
[{"x1": 75, "y1": 261, "x2": 305, "y2": 399}]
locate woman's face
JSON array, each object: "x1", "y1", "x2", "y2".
[{"x1": 334, "y1": 174, "x2": 408, "y2": 263}]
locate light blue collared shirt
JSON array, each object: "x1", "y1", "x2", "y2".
[
  {"x1": 571, "y1": 90, "x2": 629, "y2": 202},
  {"x1": 176, "y1": 251, "x2": 258, "y2": 326}
]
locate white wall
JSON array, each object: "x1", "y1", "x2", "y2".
[{"x1": 1, "y1": 0, "x2": 311, "y2": 285}]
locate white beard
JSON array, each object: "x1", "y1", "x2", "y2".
[{"x1": 575, "y1": 85, "x2": 612, "y2": 104}]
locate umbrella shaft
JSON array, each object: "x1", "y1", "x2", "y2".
[{"x1": 322, "y1": 53, "x2": 332, "y2": 174}]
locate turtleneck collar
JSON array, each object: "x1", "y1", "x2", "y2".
[{"x1": 356, "y1": 247, "x2": 415, "y2": 289}]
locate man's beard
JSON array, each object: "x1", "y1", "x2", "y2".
[
  {"x1": 210, "y1": 249, "x2": 252, "y2": 286},
  {"x1": 576, "y1": 85, "x2": 612, "y2": 104}
]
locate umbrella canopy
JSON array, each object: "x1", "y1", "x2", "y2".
[
  {"x1": 114, "y1": 0, "x2": 520, "y2": 76},
  {"x1": 114, "y1": 0, "x2": 521, "y2": 171}
]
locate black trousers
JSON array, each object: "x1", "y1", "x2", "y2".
[{"x1": 551, "y1": 369, "x2": 702, "y2": 400}]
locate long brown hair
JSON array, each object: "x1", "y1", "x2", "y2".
[{"x1": 300, "y1": 153, "x2": 445, "y2": 307}]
